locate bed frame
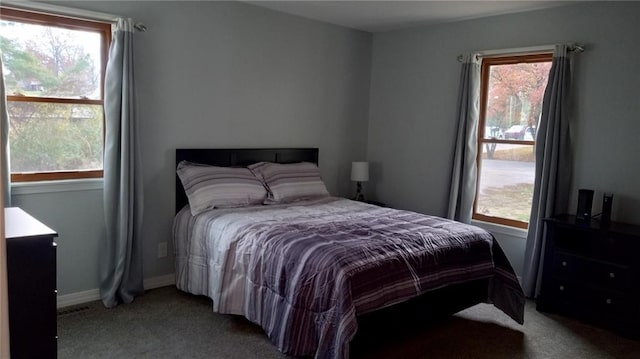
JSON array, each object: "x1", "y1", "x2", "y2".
[
  {"x1": 173, "y1": 147, "x2": 489, "y2": 352},
  {"x1": 175, "y1": 148, "x2": 318, "y2": 213}
]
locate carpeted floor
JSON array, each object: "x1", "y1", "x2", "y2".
[{"x1": 58, "y1": 286, "x2": 640, "y2": 358}]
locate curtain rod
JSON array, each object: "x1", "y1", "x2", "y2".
[
  {"x1": 457, "y1": 43, "x2": 584, "y2": 62},
  {"x1": 1, "y1": 0, "x2": 147, "y2": 32}
]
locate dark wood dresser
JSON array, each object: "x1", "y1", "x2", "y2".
[
  {"x1": 5, "y1": 207, "x2": 58, "y2": 358},
  {"x1": 537, "y1": 214, "x2": 640, "y2": 337}
]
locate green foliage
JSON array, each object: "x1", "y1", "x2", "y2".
[
  {"x1": 0, "y1": 35, "x2": 52, "y2": 93},
  {"x1": 1, "y1": 26, "x2": 98, "y2": 97},
  {"x1": 8, "y1": 103, "x2": 103, "y2": 172}
]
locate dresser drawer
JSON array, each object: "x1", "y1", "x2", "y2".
[
  {"x1": 583, "y1": 286, "x2": 635, "y2": 330},
  {"x1": 554, "y1": 227, "x2": 638, "y2": 264},
  {"x1": 545, "y1": 280, "x2": 632, "y2": 322},
  {"x1": 540, "y1": 280, "x2": 588, "y2": 318},
  {"x1": 552, "y1": 251, "x2": 632, "y2": 290},
  {"x1": 597, "y1": 234, "x2": 637, "y2": 264}
]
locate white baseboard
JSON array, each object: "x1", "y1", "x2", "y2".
[
  {"x1": 143, "y1": 273, "x2": 175, "y2": 290},
  {"x1": 57, "y1": 273, "x2": 175, "y2": 309},
  {"x1": 57, "y1": 288, "x2": 100, "y2": 309}
]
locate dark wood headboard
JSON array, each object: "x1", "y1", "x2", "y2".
[{"x1": 175, "y1": 148, "x2": 319, "y2": 213}]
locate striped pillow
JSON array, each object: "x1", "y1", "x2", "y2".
[
  {"x1": 248, "y1": 162, "x2": 330, "y2": 204},
  {"x1": 177, "y1": 161, "x2": 267, "y2": 215}
]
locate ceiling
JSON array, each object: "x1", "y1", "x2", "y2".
[{"x1": 244, "y1": 1, "x2": 572, "y2": 33}]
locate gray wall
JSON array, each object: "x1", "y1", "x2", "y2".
[
  {"x1": 12, "y1": 185, "x2": 104, "y2": 295},
  {"x1": 367, "y1": 1, "x2": 640, "y2": 275},
  {"x1": 24, "y1": 1, "x2": 640, "y2": 294},
  {"x1": 22, "y1": 1, "x2": 372, "y2": 295}
]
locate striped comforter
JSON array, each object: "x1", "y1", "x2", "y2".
[{"x1": 173, "y1": 197, "x2": 524, "y2": 359}]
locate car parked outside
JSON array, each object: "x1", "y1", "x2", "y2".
[{"x1": 504, "y1": 125, "x2": 536, "y2": 140}]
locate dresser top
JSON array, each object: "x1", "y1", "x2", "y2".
[
  {"x1": 4, "y1": 207, "x2": 58, "y2": 239},
  {"x1": 546, "y1": 214, "x2": 640, "y2": 237}
]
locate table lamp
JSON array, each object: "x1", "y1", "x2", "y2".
[{"x1": 350, "y1": 161, "x2": 369, "y2": 201}]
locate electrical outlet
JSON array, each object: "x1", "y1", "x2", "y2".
[{"x1": 157, "y1": 242, "x2": 168, "y2": 258}]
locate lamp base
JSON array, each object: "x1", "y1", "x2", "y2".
[{"x1": 353, "y1": 182, "x2": 365, "y2": 201}]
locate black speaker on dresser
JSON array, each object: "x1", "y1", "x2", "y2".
[{"x1": 576, "y1": 189, "x2": 594, "y2": 223}]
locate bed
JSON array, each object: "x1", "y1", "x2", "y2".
[{"x1": 173, "y1": 148, "x2": 525, "y2": 359}]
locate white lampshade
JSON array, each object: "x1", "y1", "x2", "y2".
[{"x1": 350, "y1": 162, "x2": 369, "y2": 182}]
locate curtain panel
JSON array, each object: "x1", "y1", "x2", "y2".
[
  {"x1": 522, "y1": 45, "x2": 573, "y2": 298},
  {"x1": 0, "y1": 55, "x2": 10, "y2": 207},
  {"x1": 100, "y1": 18, "x2": 144, "y2": 308},
  {"x1": 447, "y1": 54, "x2": 480, "y2": 224}
]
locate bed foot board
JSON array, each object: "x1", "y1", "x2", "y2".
[{"x1": 352, "y1": 279, "x2": 489, "y2": 346}]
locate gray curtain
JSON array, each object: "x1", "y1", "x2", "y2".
[
  {"x1": 100, "y1": 18, "x2": 144, "y2": 308},
  {"x1": 522, "y1": 45, "x2": 572, "y2": 298},
  {"x1": 447, "y1": 54, "x2": 480, "y2": 224},
  {"x1": 0, "y1": 56, "x2": 11, "y2": 207}
]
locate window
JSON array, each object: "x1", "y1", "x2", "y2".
[
  {"x1": 0, "y1": 7, "x2": 111, "y2": 182},
  {"x1": 473, "y1": 53, "x2": 552, "y2": 229}
]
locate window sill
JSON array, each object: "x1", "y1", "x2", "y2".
[
  {"x1": 471, "y1": 219, "x2": 528, "y2": 239},
  {"x1": 11, "y1": 178, "x2": 103, "y2": 195}
]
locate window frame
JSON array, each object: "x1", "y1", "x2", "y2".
[
  {"x1": 0, "y1": 7, "x2": 111, "y2": 182},
  {"x1": 473, "y1": 52, "x2": 553, "y2": 229}
]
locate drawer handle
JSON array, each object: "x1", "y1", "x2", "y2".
[
  {"x1": 606, "y1": 298, "x2": 612, "y2": 305},
  {"x1": 559, "y1": 285, "x2": 565, "y2": 291},
  {"x1": 561, "y1": 261, "x2": 567, "y2": 267},
  {"x1": 609, "y1": 272, "x2": 616, "y2": 278}
]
